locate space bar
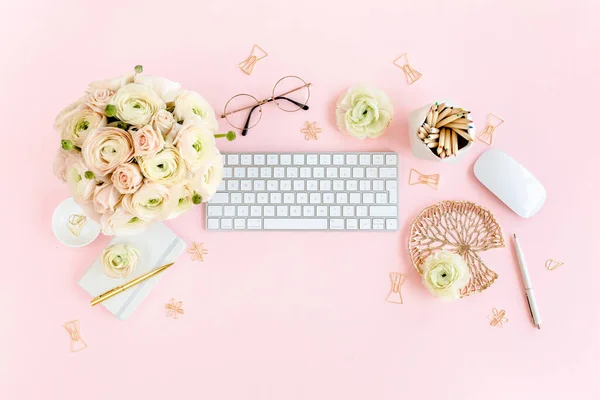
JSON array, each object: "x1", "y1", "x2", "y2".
[{"x1": 263, "y1": 219, "x2": 328, "y2": 230}]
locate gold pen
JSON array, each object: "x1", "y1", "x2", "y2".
[{"x1": 90, "y1": 262, "x2": 175, "y2": 306}]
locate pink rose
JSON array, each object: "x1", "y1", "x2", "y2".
[
  {"x1": 53, "y1": 149, "x2": 79, "y2": 182},
  {"x1": 82, "y1": 127, "x2": 134, "y2": 176},
  {"x1": 84, "y1": 88, "x2": 114, "y2": 114},
  {"x1": 111, "y1": 163, "x2": 143, "y2": 194},
  {"x1": 93, "y1": 182, "x2": 122, "y2": 214},
  {"x1": 151, "y1": 109, "x2": 175, "y2": 136},
  {"x1": 131, "y1": 125, "x2": 164, "y2": 157}
]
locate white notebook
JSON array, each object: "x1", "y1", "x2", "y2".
[{"x1": 78, "y1": 223, "x2": 186, "y2": 320}]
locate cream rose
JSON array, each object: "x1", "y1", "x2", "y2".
[
  {"x1": 173, "y1": 122, "x2": 217, "y2": 173},
  {"x1": 101, "y1": 243, "x2": 139, "y2": 278},
  {"x1": 82, "y1": 127, "x2": 134, "y2": 176},
  {"x1": 64, "y1": 153, "x2": 97, "y2": 203},
  {"x1": 93, "y1": 182, "x2": 122, "y2": 214},
  {"x1": 88, "y1": 74, "x2": 134, "y2": 92},
  {"x1": 335, "y1": 85, "x2": 394, "y2": 139},
  {"x1": 151, "y1": 109, "x2": 175, "y2": 136},
  {"x1": 131, "y1": 125, "x2": 164, "y2": 157},
  {"x1": 109, "y1": 83, "x2": 165, "y2": 126},
  {"x1": 137, "y1": 146, "x2": 186, "y2": 185},
  {"x1": 134, "y1": 75, "x2": 182, "y2": 102},
  {"x1": 122, "y1": 182, "x2": 174, "y2": 221},
  {"x1": 55, "y1": 103, "x2": 107, "y2": 147},
  {"x1": 167, "y1": 179, "x2": 195, "y2": 219},
  {"x1": 111, "y1": 163, "x2": 143, "y2": 194},
  {"x1": 84, "y1": 88, "x2": 114, "y2": 114},
  {"x1": 420, "y1": 250, "x2": 471, "y2": 301},
  {"x1": 173, "y1": 90, "x2": 218, "y2": 131},
  {"x1": 190, "y1": 151, "x2": 223, "y2": 202},
  {"x1": 100, "y1": 206, "x2": 151, "y2": 236}
]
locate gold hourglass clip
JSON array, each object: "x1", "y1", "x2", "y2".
[
  {"x1": 238, "y1": 45, "x2": 268, "y2": 75},
  {"x1": 301, "y1": 121, "x2": 321, "y2": 140},
  {"x1": 393, "y1": 53, "x2": 422, "y2": 85},
  {"x1": 477, "y1": 113, "x2": 504, "y2": 145},
  {"x1": 67, "y1": 214, "x2": 87, "y2": 236},
  {"x1": 545, "y1": 259, "x2": 564, "y2": 271},
  {"x1": 409, "y1": 168, "x2": 440, "y2": 190},
  {"x1": 64, "y1": 320, "x2": 87, "y2": 352},
  {"x1": 385, "y1": 272, "x2": 406, "y2": 304}
]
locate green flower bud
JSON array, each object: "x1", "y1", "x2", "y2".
[
  {"x1": 105, "y1": 104, "x2": 117, "y2": 117},
  {"x1": 116, "y1": 121, "x2": 128, "y2": 130},
  {"x1": 134, "y1": 65, "x2": 143, "y2": 74},
  {"x1": 84, "y1": 171, "x2": 95, "y2": 179},
  {"x1": 214, "y1": 131, "x2": 237, "y2": 141},
  {"x1": 61, "y1": 140, "x2": 74, "y2": 150},
  {"x1": 192, "y1": 193, "x2": 203, "y2": 204}
]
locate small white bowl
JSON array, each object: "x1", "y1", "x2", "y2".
[{"x1": 52, "y1": 198, "x2": 101, "y2": 248}]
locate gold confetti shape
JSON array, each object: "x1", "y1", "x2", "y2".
[
  {"x1": 187, "y1": 242, "x2": 208, "y2": 262},
  {"x1": 301, "y1": 121, "x2": 322, "y2": 140},
  {"x1": 488, "y1": 308, "x2": 508, "y2": 328},
  {"x1": 165, "y1": 298, "x2": 184, "y2": 319}
]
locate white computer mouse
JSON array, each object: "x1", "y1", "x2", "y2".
[{"x1": 474, "y1": 149, "x2": 546, "y2": 218}]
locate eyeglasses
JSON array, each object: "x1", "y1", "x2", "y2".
[{"x1": 221, "y1": 76, "x2": 311, "y2": 136}]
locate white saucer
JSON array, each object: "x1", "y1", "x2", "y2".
[{"x1": 52, "y1": 198, "x2": 101, "y2": 247}]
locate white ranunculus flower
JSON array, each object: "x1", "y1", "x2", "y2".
[
  {"x1": 82, "y1": 127, "x2": 135, "y2": 176},
  {"x1": 55, "y1": 103, "x2": 107, "y2": 147},
  {"x1": 101, "y1": 243, "x2": 139, "y2": 278},
  {"x1": 134, "y1": 75, "x2": 182, "y2": 103},
  {"x1": 167, "y1": 179, "x2": 195, "y2": 219},
  {"x1": 88, "y1": 74, "x2": 134, "y2": 92},
  {"x1": 121, "y1": 182, "x2": 174, "y2": 221},
  {"x1": 100, "y1": 206, "x2": 151, "y2": 236},
  {"x1": 64, "y1": 153, "x2": 97, "y2": 203},
  {"x1": 335, "y1": 85, "x2": 394, "y2": 139},
  {"x1": 110, "y1": 83, "x2": 165, "y2": 126},
  {"x1": 137, "y1": 146, "x2": 186, "y2": 185},
  {"x1": 190, "y1": 150, "x2": 223, "y2": 202},
  {"x1": 173, "y1": 121, "x2": 217, "y2": 173},
  {"x1": 173, "y1": 90, "x2": 218, "y2": 131},
  {"x1": 420, "y1": 250, "x2": 471, "y2": 301}
]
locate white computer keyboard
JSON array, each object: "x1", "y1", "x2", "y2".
[{"x1": 206, "y1": 152, "x2": 399, "y2": 231}]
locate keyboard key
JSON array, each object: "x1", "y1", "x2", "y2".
[
  {"x1": 240, "y1": 154, "x2": 252, "y2": 165},
  {"x1": 241, "y1": 180, "x2": 252, "y2": 191},
  {"x1": 260, "y1": 167, "x2": 272, "y2": 178},
  {"x1": 238, "y1": 206, "x2": 249, "y2": 216},
  {"x1": 363, "y1": 193, "x2": 375, "y2": 204},
  {"x1": 359, "y1": 154, "x2": 371, "y2": 165},
  {"x1": 247, "y1": 219, "x2": 262, "y2": 229},
  {"x1": 333, "y1": 180, "x2": 344, "y2": 191},
  {"x1": 293, "y1": 180, "x2": 305, "y2": 191},
  {"x1": 210, "y1": 193, "x2": 229, "y2": 203},
  {"x1": 234, "y1": 167, "x2": 245, "y2": 178},
  {"x1": 254, "y1": 180, "x2": 265, "y2": 191},
  {"x1": 376, "y1": 193, "x2": 388, "y2": 204},
  {"x1": 366, "y1": 167, "x2": 378, "y2": 178},
  {"x1": 276, "y1": 206, "x2": 288, "y2": 216},
  {"x1": 221, "y1": 218, "x2": 232, "y2": 229},
  {"x1": 352, "y1": 167, "x2": 365, "y2": 178},
  {"x1": 280, "y1": 154, "x2": 292, "y2": 165},
  {"x1": 313, "y1": 167, "x2": 325, "y2": 178},
  {"x1": 319, "y1": 180, "x2": 331, "y2": 191},
  {"x1": 336, "y1": 193, "x2": 348, "y2": 204},
  {"x1": 339, "y1": 167, "x2": 351, "y2": 178},
  {"x1": 283, "y1": 193, "x2": 295, "y2": 203},
  {"x1": 254, "y1": 154, "x2": 265, "y2": 165},
  {"x1": 346, "y1": 154, "x2": 358, "y2": 165},
  {"x1": 386, "y1": 219, "x2": 398, "y2": 230},
  {"x1": 207, "y1": 219, "x2": 219, "y2": 229},
  {"x1": 343, "y1": 206, "x2": 354, "y2": 216},
  {"x1": 264, "y1": 218, "x2": 327, "y2": 230},
  {"x1": 386, "y1": 180, "x2": 398, "y2": 204},
  {"x1": 320, "y1": 154, "x2": 331, "y2": 165},
  {"x1": 360, "y1": 180, "x2": 371, "y2": 191},
  {"x1": 326, "y1": 167, "x2": 338, "y2": 178},
  {"x1": 373, "y1": 154, "x2": 384, "y2": 165},
  {"x1": 274, "y1": 167, "x2": 285, "y2": 178},
  {"x1": 373, "y1": 219, "x2": 385, "y2": 230},
  {"x1": 300, "y1": 167, "x2": 311, "y2": 178},
  {"x1": 264, "y1": 206, "x2": 275, "y2": 216},
  {"x1": 267, "y1": 180, "x2": 278, "y2": 191},
  {"x1": 227, "y1": 154, "x2": 239, "y2": 165},
  {"x1": 330, "y1": 219, "x2": 344, "y2": 229},
  {"x1": 385, "y1": 154, "x2": 397, "y2": 165},
  {"x1": 223, "y1": 167, "x2": 233, "y2": 178},
  {"x1": 232, "y1": 192, "x2": 244, "y2": 203},
  {"x1": 356, "y1": 206, "x2": 368, "y2": 216},
  {"x1": 270, "y1": 193, "x2": 282, "y2": 203},
  {"x1": 244, "y1": 193, "x2": 256, "y2": 203},
  {"x1": 316, "y1": 206, "x2": 328, "y2": 216},
  {"x1": 346, "y1": 180, "x2": 358, "y2": 191},
  {"x1": 323, "y1": 193, "x2": 335, "y2": 204},
  {"x1": 224, "y1": 206, "x2": 236, "y2": 216},
  {"x1": 310, "y1": 193, "x2": 322, "y2": 204},
  {"x1": 359, "y1": 219, "x2": 371, "y2": 230},
  {"x1": 251, "y1": 206, "x2": 262, "y2": 216},
  {"x1": 333, "y1": 154, "x2": 345, "y2": 165},
  {"x1": 330, "y1": 206, "x2": 341, "y2": 217},
  {"x1": 297, "y1": 193, "x2": 308, "y2": 203},
  {"x1": 207, "y1": 206, "x2": 222, "y2": 216},
  {"x1": 306, "y1": 154, "x2": 318, "y2": 165},
  {"x1": 257, "y1": 193, "x2": 269, "y2": 204},
  {"x1": 303, "y1": 206, "x2": 315, "y2": 216},
  {"x1": 227, "y1": 180, "x2": 239, "y2": 191},
  {"x1": 369, "y1": 206, "x2": 397, "y2": 217},
  {"x1": 293, "y1": 154, "x2": 305, "y2": 165},
  {"x1": 280, "y1": 180, "x2": 292, "y2": 191},
  {"x1": 379, "y1": 168, "x2": 397, "y2": 178},
  {"x1": 373, "y1": 180, "x2": 384, "y2": 191},
  {"x1": 346, "y1": 219, "x2": 358, "y2": 229},
  {"x1": 267, "y1": 154, "x2": 278, "y2": 165},
  {"x1": 307, "y1": 180, "x2": 318, "y2": 191},
  {"x1": 247, "y1": 167, "x2": 259, "y2": 178},
  {"x1": 349, "y1": 193, "x2": 361, "y2": 204},
  {"x1": 234, "y1": 219, "x2": 246, "y2": 229},
  {"x1": 287, "y1": 167, "x2": 298, "y2": 178},
  {"x1": 290, "y1": 206, "x2": 301, "y2": 216}
]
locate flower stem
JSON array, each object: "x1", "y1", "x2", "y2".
[{"x1": 214, "y1": 131, "x2": 236, "y2": 141}]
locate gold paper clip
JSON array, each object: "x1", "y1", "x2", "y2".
[
  {"x1": 238, "y1": 45, "x2": 268, "y2": 75},
  {"x1": 393, "y1": 53, "x2": 422, "y2": 85},
  {"x1": 545, "y1": 259, "x2": 564, "y2": 271},
  {"x1": 301, "y1": 121, "x2": 321, "y2": 140},
  {"x1": 488, "y1": 308, "x2": 508, "y2": 328},
  {"x1": 187, "y1": 242, "x2": 208, "y2": 262},
  {"x1": 165, "y1": 298, "x2": 184, "y2": 319},
  {"x1": 63, "y1": 320, "x2": 87, "y2": 352},
  {"x1": 477, "y1": 113, "x2": 504, "y2": 145},
  {"x1": 67, "y1": 214, "x2": 87, "y2": 236},
  {"x1": 385, "y1": 272, "x2": 406, "y2": 304},
  {"x1": 409, "y1": 168, "x2": 440, "y2": 190}
]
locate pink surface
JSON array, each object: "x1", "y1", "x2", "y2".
[{"x1": 1, "y1": 0, "x2": 599, "y2": 398}]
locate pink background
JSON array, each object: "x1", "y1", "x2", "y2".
[{"x1": 1, "y1": 0, "x2": 599, "y2": 398}]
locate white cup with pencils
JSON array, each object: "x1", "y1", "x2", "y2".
[{"x1": 408, "y1": 101, "x2": 475, "y2": 163}]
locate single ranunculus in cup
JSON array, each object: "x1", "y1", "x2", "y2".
[
  {"x1": 101, "y1": 243, "x2": 139, "y2": 279},
  {"x1": 134, "y1": 75, "x2": 182, "y2": 103},
  {"x1": 82, "y1": 127, "x2": 135, "y2": 176},
  {"x1": 420, "y1": 250, "x2": 471, "y2": 301},
  {"x1": 174, "y1": 121, "x2": 217, "y2": 173},
  {"x1": 93, "y1": 182, "x2": 122, "y2": 214},
  {"x1": 111, "y1": 163, "x2": 143, "y2": 194},
  {"x1": 131, "y1": 125, "x2": 164, "y2": 157},
  {"x1": 167, "y1": 179, "x2": 195, "y2": 219},
  {"x1": 137, "y1": 146, "x2": 186, "y2": 185},
  {"x1": 84, "y1": 88, "x2": 115, "y2": 114},
  {"x1": 55, "y1": 103, "x2": 107, "y2": 147},
  {"x1": 122, "y1": 182, "x2": 174, "y2": 221},
  {"x1": 151, "y1": 109, "x2": 175, "y2": 137},
  {"x1": 100, "y1": 206, "x2": 151, "y2": 236},
  {"x1": 190, "y1": 150, "x2": 223, "y2": 202},
  {"x1": 173, "y1": 90, "x2": 218, "y2": 131},
  {"x1": 335, "y1": 85, "x2": 394, "y2": 139},
  {"x1": 64, "y1": 153, "x2": 97, "y2": 203},
  {"x1": 109, "y1": 83, "x2": 165, "y2": 126}
]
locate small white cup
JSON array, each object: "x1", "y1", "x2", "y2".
[
  {"x1": 52, "y1": 197, "x2": 101, "y2": 248},
  {"x1": 408, "y1": 101, "x2": 475, "y2": 163}
]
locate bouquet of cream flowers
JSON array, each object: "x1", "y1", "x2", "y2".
[{"x1": 53, "y1": 66, "x2": 235, "y2": 236}]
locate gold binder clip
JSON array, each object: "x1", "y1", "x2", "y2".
[
  {"x1": 238, "y1": 45, "x2": 268, "y2": 75},
  {"x1": 545, "y1": 259, "x2": 564, "y2": 271},
  {"x1": 66, "y1": 214, "x2": 87, "y2": 236},
  {"x1": 63, "y1": 320, "x2": 87, "y2": 352},
  {"x1": 187, "y1": 242, "x2": 208, "y2": 262},
  {"x1": 477, "y1": 113, "x2": 504, "y2": 145},
  {"x1": 165, "y1": 298, "x2": 184, "y2": 319},
  {"x1": 385, "y1": 272, "x2": 406, "y2": 304},
  {"x1": 301, "y1": 121, "x2": 321, "y2": 140},
  {"x1": 488, "y1": 308, "x2": 508, "y2": 328},
  {"x1": 409, "y1": 168, "x2": 440, "y2": 190},
  {"x1": 393, "y1": 53, "x2": 422, "y2": 85}
]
